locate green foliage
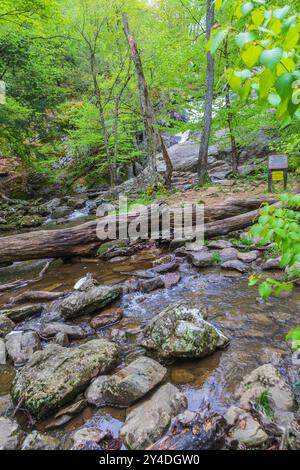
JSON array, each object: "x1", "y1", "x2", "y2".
[
  {"x1": 211, "y1": 252, "x2": 222, "y2": 266},
  {"x1": 258, "y1": 390, "x2": 274, "y2": 419}
]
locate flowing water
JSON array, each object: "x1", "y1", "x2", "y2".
[{"x1": 0, "y1": 247, "x2": 299, "y2": 447}]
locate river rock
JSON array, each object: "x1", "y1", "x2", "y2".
[
  {"x1": 152, "y1": 255, "x2": 174, "y2": 266},
  {"x1": 21, "y1": 431, "x2": 60, "y2": 450},
  {"x1": 60, "y1": 284, "x2": 122, "y2": 319},
  {"x1": 235, "y1": 364, "x2": 296, "y2": 424},
  {"x1": 0, "y1": 314, "x2": 15, "y2": 338},
  {"x1": 162, "y1": 272, "x2": 181, "y2": 288},
  {"x1": 1, "y1": 304, "x2": 43, "y2": 323},
  {"x1": 5, "y1": 331, "x2": 41, "y2": 366},
  {"x1": 208, "y1": 240, "x2": 232, "y2": 249},
  {"x1": 40, "y1": 322, "x2": 86, "y2": 340},
  {"x1": 221, "y1": 260, "x2": 250, "y2": 273},
  {"x1": 261, "y1": 258, "x2": 281, "y2": 270},
  {"x1": 0, "y1": 417, "x2": 24, "y2": 450},
  {"x1": 120, "y1": 383, "x2": 187, "y2": 450},
  {"x1": 220, "y1": 247, "x2": 239, "y2": 262},
  {"x1": 52, "y1": 205, "x2": 72, "y2": 218},
  {"x1": 139, "y1": 277, "x2": 165, "y2": 293},
  {"x1": 0, "y1": 338, "x2": 6, "y2": 365},
  {"x1": 224, "y1": 406, "x2": 269, "y2": 448},
  {"x1": 237, "y1": 251, "x2": 259, "y2": 263},
  {"x1": 11, "y1": 339, "x2": 119, "y2": 419},
  {"x1": 152, "y1": 260, "x2": 179, "y2": 274},
  {"x1": 54, "y1": 332, "x2": 69, "y2": 346},
  {"x1": 90, "y1": 307, "x2": 123, "y2": 329},
  {"x1": 74, "y1": 273, "x2": 98, "y2": 291},
  {"x1": 187, "y1": 249, "x2": 214, "y2": 268},
  {"x1": 143, "y1": 302, "x2": 229, "y2": 359},
  {"x1": 86, "y1": 357, "x2": 166, "y2": 408}
]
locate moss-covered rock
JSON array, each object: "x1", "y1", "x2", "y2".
[
  {"x1": 0, "y1": 315, "x2": 15, "y2": 338},
  {"x1": 142, "y1": 302, "x2": 229, "y2": 359},
  {"x1": 11, "y1": 339, "x2": 119, "y2": 419}
]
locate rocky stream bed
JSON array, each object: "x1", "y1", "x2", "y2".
[{"x1": 0, "y1": 239, "x2": 300, "y2": 450}]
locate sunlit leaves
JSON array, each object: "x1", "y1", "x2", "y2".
[{"x1": 259, "y1": 47, "x2": 283, "y2": 70}]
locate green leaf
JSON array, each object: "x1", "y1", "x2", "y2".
[
  {"x1": 241, "y1": 44, "x2": 263, "y2": 67},
  {"x1": 268, "y1": 93, "x2": 281, "y2": 107},
  {"x1": 241, "y1": 2, "x2": 254, "y2": 17},
  {"x1": 259, "y1": 47, "x2": 283, "y2": 71},
  {"x1": 275, "y1": 73, "x2": 294, "y2": 100},
  {"x1": 208, "y1": 28, "x2": 229, "y2": 54},
  {"x1": 259, "y1": 69, "x2": 275, "y2": 99},
  {"x1": 235, "y1": 31, "x2": 257, "y2": 48},
  {"x1": 273, "y1": 6, "x2": 290, "y2": 20},
  {"x1": 259, "y1": 281, "x2": 273, "y2": 300}
]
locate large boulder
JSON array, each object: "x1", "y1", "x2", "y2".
[
  {"x1": 0, "y1": 417, "x2": 24, "y2": 450},
  {"x1": 60, "y1": 285, "x2": 122, "y2": 319},
  {"x1": 86, "y1": 357, "x2": 166, "y2": 408},
  {"x1": 235, "y1": 364, "x2": 296, "y2": 427},
  {"x1": 143, "y1": 302, "x2": 229, "y2": 359},
  {"x1": 5, "y1": 331, "x2": 41, "y2": 366},
  {"x1": 120, "y1": 383, "x2": 187, "y2": 450},
  {"x1": 11, "y1": 339, "x2": 119, "y2": 419}
]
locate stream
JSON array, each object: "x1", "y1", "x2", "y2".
[{"x1": 0, "y1": 246, "x2": 299, "y2": 448}]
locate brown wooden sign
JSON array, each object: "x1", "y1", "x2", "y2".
[{"x1": 268, "y1": 154, "x2": 288, "y2": 191}]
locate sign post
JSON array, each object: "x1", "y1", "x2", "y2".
[{"x1": 268, "y1": 154, "x2": 288, "y2": 192}]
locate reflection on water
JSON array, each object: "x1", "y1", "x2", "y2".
[{"x1": 0, "y1": 247, "x2": 300, "y2": 441}]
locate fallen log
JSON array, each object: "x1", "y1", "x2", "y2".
[
  {"x1": 0, "y1": 196, "x2": 287, "y2": 263},
  {"x1": 5, "y1": 290, "x2": 69, "y2": 307},
  {"x1": 204, "y1": 195, "x2": 276, "y2": 222}
]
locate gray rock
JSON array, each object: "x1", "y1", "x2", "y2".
[
  {"x1": 52, "y1": 205, "x2": 72, "y2": 219},
  {"x1": 40, "y1": 322, "x2": 86, "y2": 340},
  {"x1": 72, "y1": 427, "x2": 104, "y2": 446},
  {"x1": 1, "y1": 304, "x2": 43, "y2": 323},
  {"x1": 120, "y1": 383, "x2": 187, "y2": 450},
  {"x1": 261, "y1": 258, "x2": 281, "y2": 271},
  {"x1": 73, "y1": 273, "x2": 98, "y2": 291},
  {"x1": 235, "y1": 364, "x2": 296, "y2": 417},
  {"x1": 220, "y1": 247, "x2": 239, "y2": 262},
  {"x1": 225, "y1": 406, "x2": 268, "y2": 448},
  {"x1": 143, "y1": 302, "x2": 229, "y2": 359},
  {"x1": 0, "y1": 314, "x2": 15, "y2": 338},
  {"x1": 208, "y1": 240, "x2": 232, "y2": 249},
  {"x1": 21, "y1": 431, "x2": 60, "y2": 450},
  {"x1": 11, "y1": 339, "x2": 119, "y2": 419},
  {"x1": 0, "y1": 417, "x2": 24, "y2": 450},
  {"x1": 187, "y1": 249, "x2": 214, "y2": 268},
  {"x1": 60, "y1": 284, "x2": 122, "y2": 319},
  {"x1": 221, "y1": 260, "x2": 250, "y2": 273},
  {"x1": 86, "y1": 357, "x2": 166, "y2": 408},
  {"x1": 5, "y1": 331, "x2": 41, "y2": 366},
  {"x1": 237, "y1": 251, "x2": 259, "y2": 263},
  {"x1": 0, "y1": 338, "x2": 6, "y2": 365}
]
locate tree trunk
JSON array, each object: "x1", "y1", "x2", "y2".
[
  {"x1": 197, "y1": 0, "x2": 215, "y2": 185},
  {"x1": 224, "y1": 39, "x2": 239, "y2": 175},
  {"x1": 0, "y1": 196, "x2": 283, "y2": 264},
  {"x1": 122, "y1": 13, "x2": 173, "y2": 186}
]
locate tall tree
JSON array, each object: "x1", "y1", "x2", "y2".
[
  {"x1": 197, "y1": 0, "x2": 215, "y2": 185},
  {"x1": 122, "y1": 12, "x2": 173, "y2": 187}
]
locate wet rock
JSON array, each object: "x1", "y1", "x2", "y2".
[
  {"x1": 1, "y1": 304, "x2": 43, "y2": 323},
  {"x1": 150, "y1": 406, "x2": 226, "y2": 450},
  {"x1": 120, "y1": 383, "x2": 187, "y2": 450},
  {"x1": 18, "y1": 215, "x2": 43, "y2": 228},
  {"x1": 5, "y1": 331, "x2": 41, "y2": 366},
  {"x1": 261, "y1": 258, "x2": 281, "y2": 271},
  {"x1": 208, "y1": 240, "x2": 232, "y2": 249},
  {"x1": 54, "y1": 332, "x2": 69, "y2": 346},
  {"x1": 60, "y1": 284, "x2": 122, "y2": 319},
  {"x1": 0, "y1": 314, "x2": 15, "y2": 338},
  {"x1": 90, "y1": 307, "x2": 123, "y2": 329},
  {"x1": 72, "y1": 427, "x2": 104, "y2": 446},
  {"x1": 187, "y1": 249, "x2": 214, "y2": 268},
  {"x1": 139, "y1": 277, "x2": 164, "y2": 293},
  {"x1": 21, "y1": 431, "x2": 60, "y2": 450},
  {"x1": 40, "y1": 322, "x2": 86, "y2": 340},
  {"x1": 152, "y1": 260, "x2": 179, "y2": 274},
  {"x1": 162, "y1": 272, "x2": 181, "y2": 288},
  {"x1": 74, "y1": 273, "x2": 98, "y2": 291},
  {"x1": 0, "y1": 395, "x2": 14, "y2": 417},
  {"x1": 237, "y1": 251, "x2": 259, "y2": 263},
  {"x1": 0, "y1": 417, "x2": 24, "y2": 450},
  {"x1": 97, "y1": 240, "x2": 133, "y2": 260},
  {"x1": 221, "y1": 260, "x2": 250, "y2": 273},
  {"x1": 52, "y1": 205, "x2": 72, "y2": 219},
  {"x1": 45, "y1": 399, "x2": 87, "y2": 429},
  {"x1": 152, "y1": 255, "x2": 174, "y2": 266},
  {"x1": 0, "y1": 338, "x2": 6, "y2": 365},
  {"x1": 235, "y1": 364, "x2": 296, "y2": 421},
  {"x1": 86, "y1": 357, "x2": 166, "y2": 408},
  {"x1": 71, "y1": 427, "x2": 121, "y2": 450},
  {"x1": 11, "y1": 339, "x2": 119, "y2": 419},
  {"x1": 220, "y1": 247, "x2": 239, "y2": 262},
  {"x1": 225, "y1": 406, "x2": 268, "y2": 448},
  {"x1": 143, "y1": 302, "x2": 229, "y2": 359},
  {"x1": 66, "y1": 197, "x2": 87, "y2": 209}
]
